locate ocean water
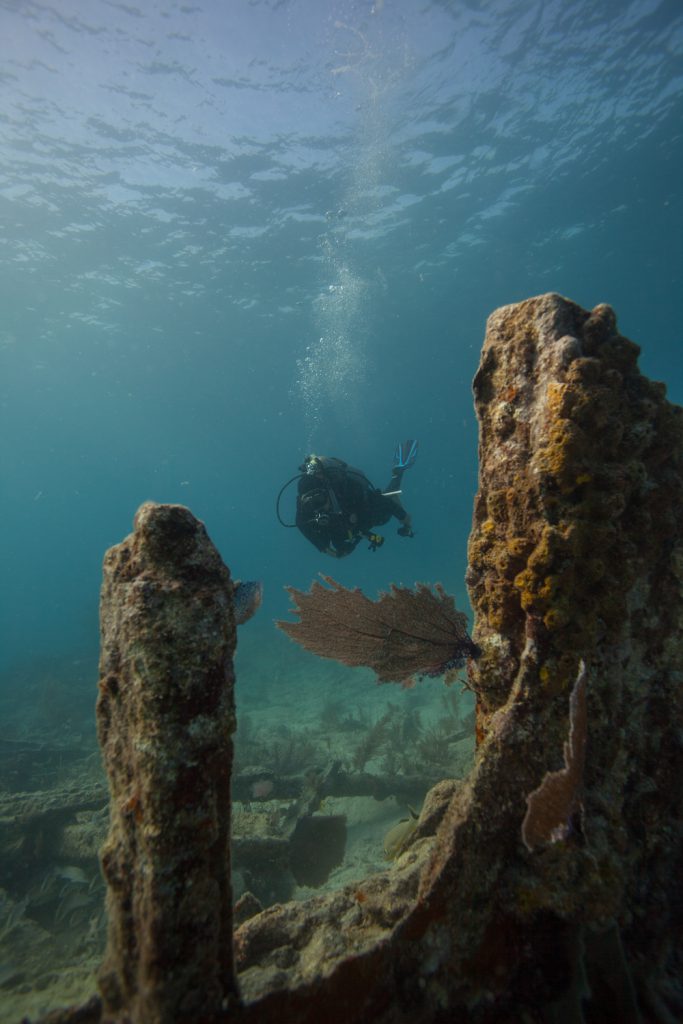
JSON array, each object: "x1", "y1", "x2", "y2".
[
  {"x1": 0, "y1": 0, "x2": 681, "y2": 1015},
  {"x1": 1, "y1": 0, "x2": 681, "y2": 684}
]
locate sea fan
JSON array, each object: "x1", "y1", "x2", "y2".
[
  {"x1": 276, "y1": 576, "x2": 479, "y2": 687},
  {"x1": 521, "y1": 660, "x2": 588, "y2": 851}
]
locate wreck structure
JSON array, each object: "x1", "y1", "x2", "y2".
[
  {"x1": 96, "y1": 502, "x2": 239, "y2": 1023},
  {"x1": 36, "y1": 294, "x2": 683, "y2": 1024}
]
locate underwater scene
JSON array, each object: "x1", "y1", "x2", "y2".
[{"x1": 0, "y1": 1, "x2": 681, "y2": 1020}]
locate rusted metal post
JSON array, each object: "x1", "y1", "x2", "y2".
[{"x1": 96, "y1": 502, "x2": 239, "y2": 1023}]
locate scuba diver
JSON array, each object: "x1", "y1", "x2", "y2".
[{"x1": 276, "y1": 440, "x2": 418, "y2": 558}]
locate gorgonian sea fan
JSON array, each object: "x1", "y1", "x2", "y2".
[{"x1": 276, "y1": 576, "x2": 480, "y2": 688}]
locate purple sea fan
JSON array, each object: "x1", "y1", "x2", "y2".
[
  {"x1": 276, "y1": 575, "x2": 480, "y2": 687},
  {"x1": 521, "y1": 660, "x2": 588, "y2": 852}
]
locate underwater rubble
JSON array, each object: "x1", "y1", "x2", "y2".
[
  {"x1": 0, "y1": 693, "x2": 461, "y2": 1018},
  {"x1": 10, "y1": 292, "x2": 683, "y2": 1023},
  {"x1": 0, "y1": 772, "x2": 109, "y2": 1019}
]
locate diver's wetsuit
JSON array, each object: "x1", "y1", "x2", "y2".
[{"x1": 296, "y1": 455, "x2": 413, "y2": 558}]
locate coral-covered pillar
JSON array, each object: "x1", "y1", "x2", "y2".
[
  {"x1": 96, "y1": 502, "x2": 239, "y2": 1024},
  {"x1": 467, "y1": 293, "x2": 683, "y2": 738},
  {"x1": 462, "y1": 294, "x2": 683, "y2": 1010}
]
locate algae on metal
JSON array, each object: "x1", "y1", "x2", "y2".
[{"x1": 96, "y1": 502, "x2": 239, "y2": 1024}]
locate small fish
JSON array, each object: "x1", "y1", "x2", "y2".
[
  {"x1": 233, "y1": 580, "x2": 263, "y2": 625},
  {"x1": 57, "y1": 865, "x2": 87, "y2": 885},
  {"x1": 383, "y1": 805, "x2": 419, "y2": 860}
]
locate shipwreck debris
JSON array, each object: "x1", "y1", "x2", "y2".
[{"x1": 96, "y1": 502, "x2": 239, "y2": 1023}]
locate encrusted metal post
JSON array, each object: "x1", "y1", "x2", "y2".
[{"x1": 96, "y1": 502, "x2": 239, "y2": 1023}]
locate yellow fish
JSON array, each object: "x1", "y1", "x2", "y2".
[{"x1": 383, "y1": 805, "x2": 419, "y2": 860}]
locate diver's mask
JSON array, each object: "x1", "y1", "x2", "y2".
[{"x1": 300, "y1": 455, "x2": 322, "y2": 475}]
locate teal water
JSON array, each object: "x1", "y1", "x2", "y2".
[{"x1": 1, "y1": 0, "x2": 681, "y2": 684}]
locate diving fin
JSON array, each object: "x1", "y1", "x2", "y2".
[{"x1": 393, "y1": 439, "x2": 418, "y2": 471}]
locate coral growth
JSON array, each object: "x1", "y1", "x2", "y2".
[
  {"x1": 521, "y1": 660, "x2": 587, "y2": 850},
  {"x1": 468, "y1": 298, "x2": 683, "y2": 724},
  {"x1": 277, "y1": 576, "x2": 479, "y2": 686},
  {"x1": 96, "y1": 502, "x2": 239, "y2": 1022}
]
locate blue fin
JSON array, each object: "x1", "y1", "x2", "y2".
[{"x1": 393, "y1": 439, "x2": 418, "y2": 470}]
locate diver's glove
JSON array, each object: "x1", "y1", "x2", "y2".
[
  {"x1": 397, "y1": 525, "x2": 414, "y2": 538},
  {"x1": 367, "y1": 532, "x2": 384, "y2": 551}
]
